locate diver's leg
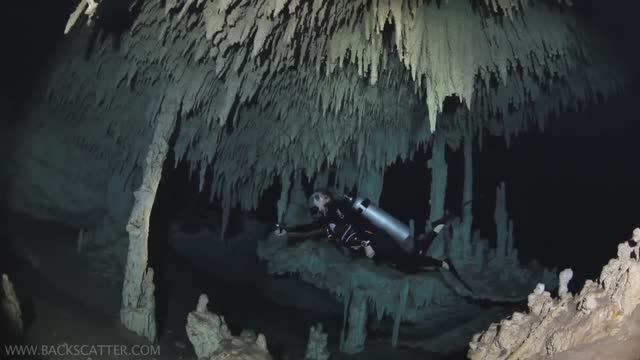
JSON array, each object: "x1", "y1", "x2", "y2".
[
  {"x1": 437, "y1": 258, "x2": 474, "y2": 293},
  {"x1": 369, "y1": 230, "x2": 408, "y2": 266},
  {"x1": 415, "y1": 213, "x2": 452, "y2": 255},
  {"x1": 411, "y1": 255, "x2": 473, "y2": 292},
  {"x1": 415, "y1": 225, "x2": 445, "y2": 255},
  {"x1": 414, "y1": 255, "x2": 446, "y2": 270}
]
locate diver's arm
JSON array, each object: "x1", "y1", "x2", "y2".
[
  {"x1": 285, "y1": 228, "x2": 324, "y2": 244},
  {"x1": 282, "y1": 220, "x2": 324, "y2": 233},
  {"x1": 275, "y1": 221, "x2": 324, "y2": 246}
]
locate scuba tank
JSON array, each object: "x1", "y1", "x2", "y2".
[{"x1": 344, "y1": 195, "x2": 413, "y2": 253}]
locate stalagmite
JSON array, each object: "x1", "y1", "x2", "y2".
[
  {"x1": 558, "y1": 268, "x2": 574, "y2": 298},
  {"x1": 77, "y1": 228, "x2": 85, "y2": 254},
  {"x1": 120, "y1": 103, "x2": 178, "y2": 342},
  {"x1": 186, "y1": 294, "x2": 272, "y2": 360},
  {"x1": 460, "y1": 135, "x2": 473, "y2": 256},
  {"x1": 304, "y1": 323, "x2": 330, "y2": 360},
  {"x1": 339, "y1": 290, "x2": 350, "y2": 351},
  {"x1": 494, "y1": 182, "x2": 508, "y2": 263},
  {"x1": 468, "y1": 229, "x2": 640, "y2": 359},
  {"x1": 259, "y1": 212, "x2": 555, "y2": 353},
  {"x1": 1, "y1": 274, "x2": 23, "y2": 336},
  {"x1": 187, "y1": 294, "x2": 230, "y2": 358}
]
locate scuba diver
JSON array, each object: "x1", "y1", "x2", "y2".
[{"x1": 274, "y1": 189, "x2": 472, "y2": 292}]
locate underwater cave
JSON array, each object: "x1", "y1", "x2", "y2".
[{"x1": 2, "y1": 0, "x2": 640, "y2": 359}]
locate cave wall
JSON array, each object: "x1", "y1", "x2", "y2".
[
  {"x1": 6, "y1": 107, "x2": 129, "y2": 228},
  {"x1": 4, "y1": 25, "x2": 161, "y2": 230}
]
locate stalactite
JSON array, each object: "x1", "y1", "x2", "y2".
[
  {"x1": 46, "y1": 0, "x2": 627, "y2": 231},
  {"x1": 284, "y1": 172, "x2": 310, "y2": 225},
  {"x1": 64, "y1": 1, "x2": 88, "y2": 34},
  {"x1": 313, "y1": 169, "x2": 330, "y2": 190},
  {"x1": 277, "y1": 171, "x2": 292, "y2": 223}
]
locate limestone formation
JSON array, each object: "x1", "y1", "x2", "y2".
[
  {"x1": 62, "y1": 0, "x2": 620, "y2": 135},
  {"x1": 1, "y1": 274, "x2": 23, "y2": 336},
  {"x1": 340, "y1": 288, "x2": 368, "y2": 354},
  {"x1": 427, "y1": 133, "x2": 448, "y2": 260},
  {"x1": 64, "y1": 0, "x2": 98, "y2": 34},
  {"x1": 186, "y1": 294, "x2": 272, "y2": 360},
  {"x1": 3, "y1": 9, "x2": 628, "y2": 323},
  {"x1": 258, "y1": 169, "x2": 554, "y2": 354},
  {"x1": 558, "y1": 268, "x2": 574, "y2": 298},
  {"x1": 23, "y1": 0, "x2": 622, "y2": 234},
  {"x1": 468, "y1": 228, "x2": 640, "y2": 359},
  {"x1": 120, "y1": 100, "x2": 178, "y2": 342},
  {"x1": 77, "y1": 228, "x2": 85, "y2": 254},
  {"x1": 304, "y1": 323, "x2": 330, "y2": 360},
  {"x1": 258, "y1": 213, "x2": 555, "y2": 353},
  {"x1": 5, "y1": 2, "x2": 631, "y2": 354}
]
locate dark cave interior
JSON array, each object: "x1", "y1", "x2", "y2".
[{"x1": 2, "y1": 0, "x2": 640, "y2": 359}]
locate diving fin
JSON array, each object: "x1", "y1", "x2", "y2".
[{"x1": 443, "y1": 258, "x2": 474, "y2": 293}]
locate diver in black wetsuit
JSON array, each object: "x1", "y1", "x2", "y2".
[{"x1": 274, "y1": 189, "x2": 471, "y2": 291}]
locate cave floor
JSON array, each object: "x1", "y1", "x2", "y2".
[{"x1": 2, "y1": 213, "x2": 463, "y2": 360}]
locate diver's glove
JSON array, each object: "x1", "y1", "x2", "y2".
[
  {"x1": 342, "y1": 187, "x2": 357, "y2": 203},
  {"x1": 362, "y1": 240, "x2": 375, "y2": 258},
  {"x1": 274, "y1": 223, "x2": 288, "y2": 236},
  {"x1": 275, "y1": 224, "x2": 306, "y2": 247}
]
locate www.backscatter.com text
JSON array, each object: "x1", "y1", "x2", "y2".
[{"x1": 3, "y1": 343, "x2": 161, "y2": 357}]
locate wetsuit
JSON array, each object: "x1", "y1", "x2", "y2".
[
  {"x1": 283, "y1": 197, "x2": 373, "y2": 256},
  {"x1": 283, "y1": 198, "x2": 444, "y2": 272}
]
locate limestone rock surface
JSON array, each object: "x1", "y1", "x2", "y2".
[
  {"x1": 186, "y1": 294, "x2": 272, "y2": 360},
  {"x1": 468, "y1": 229, "x2": 640, "y2": 360}
]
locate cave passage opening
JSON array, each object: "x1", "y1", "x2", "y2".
[
  {"x1": 491, "y1": 81, "x2": 640, "y2": 288},
  {"x1": 149, "y1": 150, "x2": 265, "y2": 335},
  {"x1": 146, "y1": 140, "x2": 347, "y2": 358},
  {"x1": 374, "y1": 79, "x2": 640, "y2": 294},
  {"x1": 465, "y1": 80, "x2": 640, "y2": 291}
]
